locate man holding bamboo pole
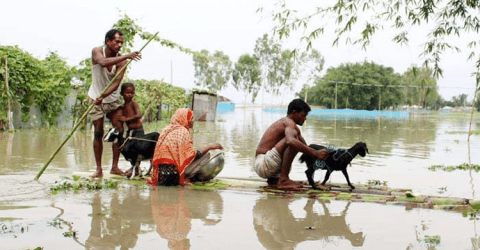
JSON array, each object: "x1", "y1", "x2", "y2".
[{"x1": 88, "y1": 29, "x2": 142, "y2": 178}]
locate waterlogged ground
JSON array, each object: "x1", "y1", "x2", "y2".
[{"x1": 1, "y1": 107, "x2": 479, "y2": 249}]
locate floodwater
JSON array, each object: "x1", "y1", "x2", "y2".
[{"x1": 1, "y1": 107, "x2": 479, "y2": 249}]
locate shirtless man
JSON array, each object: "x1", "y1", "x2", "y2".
[
  {"x1": 254, "y1": 99, "x2": 329, "y2": 189},
  {"x1": 88, "y1": 29, "x2": 141, "y2": 178}
]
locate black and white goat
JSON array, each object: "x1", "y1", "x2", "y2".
[
  {"x1": 104, "y1": 127, "x2": 159, "y2": 179},
  {"x1": 299, "y1": 142, "x2": 369, "y2": 190}
]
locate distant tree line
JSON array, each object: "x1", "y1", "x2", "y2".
[
  {"x1": 295, "y1": 61, "x2": 475, "y2": 110},
  {"x1": 193, "y1": 34, "x2": 325, "y2": 105}
]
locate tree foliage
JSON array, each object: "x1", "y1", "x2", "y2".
[
  {"x1": 296, "y1": 49, "x2": 325, "y2": 102},
  {"x1": 0, "y1": 46, "x2": 73, "y2": 125},
  {"x1": 269, "y1": 0, "x2": 480, "y2": 82},
  {"x1": 232, "y1": 54, "x2": 261, "y2": 104},
  {"x1": 298, "y1": 61, "x2": 404, "y2": 110},
  {"x1": 401, "y1": 66, "x2": 439, "y2": 108},
  {"x1": 130, "y1": 79, "x2": 188, "y2": 120},
  {"x1": 254, "y1": 34, "x2": 284, "y2": 96},
  {"x1": 193, "y1": 49, "x2": 232, "y2": 93}
]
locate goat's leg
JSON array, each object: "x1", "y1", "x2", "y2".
[
  {"x1": 341, "y1": 169, "x2": 355, "y2": 190},
  {"x1": 125, "y1": 166, "x2": 134, "y2": 179},
  {"x1": 136, "y1": 161, "x2": 142, "y2": 178},
  {"x1": 145, "y1": 159, "x2": 153, "y2": 176},
  {"x1": 320, "y1": 170, "x2": 332, "y2": 190},
  {"x1": 305, "y1": 166, "x2": 317, "y2": 189}
]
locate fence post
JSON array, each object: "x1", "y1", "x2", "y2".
[{"x1": 335, "y1": 81, "x2": 338, "y2": 109}]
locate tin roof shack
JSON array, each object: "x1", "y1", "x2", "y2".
[{"x1": 191, "y1": 91, "x2": 218, "y2": 121}]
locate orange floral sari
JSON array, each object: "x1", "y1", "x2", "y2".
[{"x1": 148, "y1": 108, "x2": 196, "y2": 185}]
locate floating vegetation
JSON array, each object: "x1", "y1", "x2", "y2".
[
  {"x1": 187, "y1": 180, "x2": 229, "y2": 190},
  {"x1": 50, "y1": 175, "x2": 119, "y2": 194},
  {"x1": 437, "y1": 187, "x2": 447, "y2": 194},
  {"x1": 63, "y1": 230, "x2": 77, "y2": 238},
  {"x1": 428, "y1": 163, "x2": 480, "y2": 172},
  {"x1": 424, "y1": 235, "x2": 441, "y2": 245},
  {"x1": 0, "y1": 222, "x2": 28, "y2": 235},
  {"x1": 446, "y1": 130, "x2": 480, "y2": 135},
  {"x1": 367, "y1": 179, "x2": 388, "y2": 187}
]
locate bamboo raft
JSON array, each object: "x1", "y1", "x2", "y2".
[{"x1": 69, "y1": 172, "x2": 479, "y2": 215}]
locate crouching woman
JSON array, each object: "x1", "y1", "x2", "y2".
[{"x1": 147, "y1": 108, "x2": 223, "y2": 186}]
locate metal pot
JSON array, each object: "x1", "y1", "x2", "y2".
[{"x1": 192, "y1": 152, "x2": 225, "y2": 182}]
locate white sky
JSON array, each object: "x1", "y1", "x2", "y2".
[{"x1": 1, "y1": 0, "x2": 477, "y2": 104}]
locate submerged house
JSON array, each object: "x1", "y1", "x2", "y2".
[{"x1": 191, "y1": 90, "x2": 234, "y2": 121}]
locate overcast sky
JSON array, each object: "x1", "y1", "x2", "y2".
[{"x1": 1, "y1": 0, "x2": 477, "y2": 104}]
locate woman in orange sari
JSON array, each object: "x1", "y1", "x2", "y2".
[{"x1": 147, "y1": 108, "x2": 223, "y2": 186}]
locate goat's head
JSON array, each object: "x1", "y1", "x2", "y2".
[
  {"x1": 355, "y1": 142, "x2": 369, "y2": 157},
  {"x1": 104, "y1": 127, "x2": 121, "y2": 143}
]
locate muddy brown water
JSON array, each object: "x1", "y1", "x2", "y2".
[{"x1": 1, "y1": 107, "x2": 479, "y2": 249}]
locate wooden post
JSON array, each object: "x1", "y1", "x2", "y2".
[
  {"x1": 379, "y1": 86, "x2": 382, "y2": 110},
  {"x1": 35, "y1": 32, "x2": 158, "y2": 180},
  {"x1": 334, "y1": 81, "x2": 338, "y2": 109},
  {"x1": 3, "y1": 56, "x2": 14, "y2": 131}
]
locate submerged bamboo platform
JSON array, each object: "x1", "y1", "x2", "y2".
[
  {"x1": 210, "y1": 177, "x2": 479, "y2": 215},
  {"x1": 69, "y1": 172, "x2": 479, "y2": 215}
]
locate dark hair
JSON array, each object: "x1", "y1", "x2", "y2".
[
  {"x1": 105, "y1": 29, "x2": 123, "y2": 44},
  {"x1": 287, "y1": 99, "x2": 311, "y2": 114},
  {"x1": 121, "y1": 82, "x2": 135, "y2": 94}
]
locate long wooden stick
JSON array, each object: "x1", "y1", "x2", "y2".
[{"x1": 35, "y1": 32, "x2": 159, "y2": 180}]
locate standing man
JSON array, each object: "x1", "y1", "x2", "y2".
[
  {"x1": 88, "y1": 29, "x2": 141, "y2": 178},
  {"x1": 254, "y1": 99, "x2": 329, "y2": 189}
]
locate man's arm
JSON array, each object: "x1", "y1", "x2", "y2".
[
  {"x1": 91, "y1": 48, "x2": 141, "y2": 67},
  {"x1": 285, "y1": 122, "x2": 328, "y2": 160}
]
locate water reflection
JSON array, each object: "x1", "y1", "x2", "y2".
[
  {"x1": 253, "y1": 197, "x2": 364, "y2": 249},
  {"x1": 151, "y1": 188, "x2": 224, "y2": 250},
  {"x1": 85, "y1": 190, "x2": 152, "y2": 250}
]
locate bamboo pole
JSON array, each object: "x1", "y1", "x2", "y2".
[
  {"x1": 3, "y1": 56, "x2": 14, "y2": 131},
  {"x1": 35, "y1": 32, "x2": 158, "y2": 180},
  {"x1": 467, "y1": 74, "x2": 479, "y2": 165}
]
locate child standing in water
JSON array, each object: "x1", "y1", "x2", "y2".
[
  {"x1": 119, "y1": 82, "x2": 160, "y2": 178},
  {"x1": 119, "y1": 82, "x2": 144, "y2": 137}
]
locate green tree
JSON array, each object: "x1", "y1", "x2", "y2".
[
  {"x1": 0, "y1": 46, "x2": 73, "y2": 125},
  {"x1": 193, "y1": 49, "x2": 232, "y2": 93},
  {"x1": 37, "y1": 52, "x2": 74, "y2": 125},
  {"x1": 401, "y1": 67, "x2": 439, "y2": 108},
  {"x1": 232, "y1": 54, "x2": 261, "y2": 105},
  {"x1": 272, "y1": 49, "x2": 296, "y2": 101},
  {"x1": 297, "y1": 49, "x2": 325, "y2": 103},
  {"x1": 254, "y1": 34, "x2": 282, "y2": 97},
  {"x1": 268, "y1": 0, "x2": 480, "y2": 81},
  {"x1": 130, "y1": 79, "x2": 188, "y2": 121},
  {"x1": 301, "y1": 61, "x2": 403, "y2": 110},
  {"x1": 452, "y1": 93, "x2": 468, "y2": 106}
]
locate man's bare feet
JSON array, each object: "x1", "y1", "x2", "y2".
[
  {"x1": 277, "y1": 178, "x2": 302, "y2": 190},
  {"x1": 267, "y1": 177, "x2": 279, "y2": 186},
  {"x1": 110, "y1": 167, "x2": 125, "y2": 176},
  {"x1": 91, "y1": 171, "x2": 103, "y2": 178},
  {"x1": 184, "y1": 179, "x2": 194, "y2": 186}
]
